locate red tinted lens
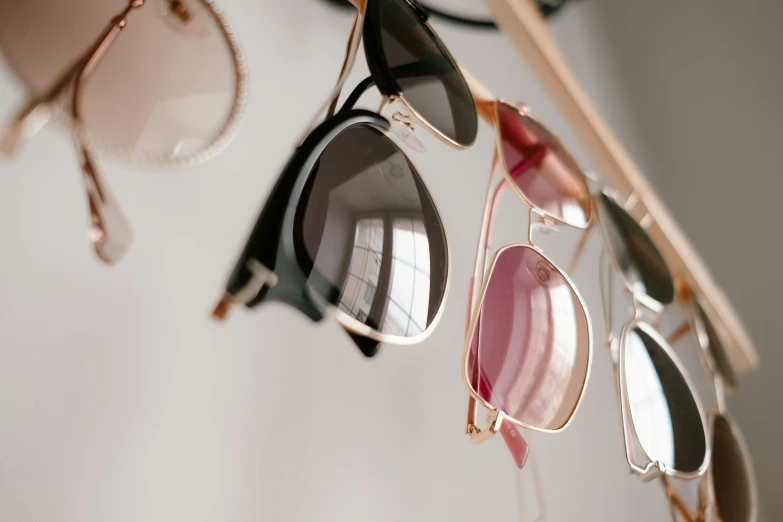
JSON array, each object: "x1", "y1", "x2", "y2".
[
  {"x1": 468, "y1": 246, "x2": 590, "y2": 430},
  {"x1": 497, "y1": 102, "x2": 591, "y2": 228}
]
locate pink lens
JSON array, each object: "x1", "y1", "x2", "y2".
[
  {"x1": 468, "y1": 246, "x2": 590, "y2": 430},
  {"x1": 497, "y1": 101, "x2": 591, "y2": 228}
]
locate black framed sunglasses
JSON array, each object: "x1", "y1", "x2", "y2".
[{"x1": 213, "y1": 0, "x2": 479, "y2": 357}]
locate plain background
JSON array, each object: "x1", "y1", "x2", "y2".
[{"x1": 0, "y1": 0, "x2": 780, "y2": 521}]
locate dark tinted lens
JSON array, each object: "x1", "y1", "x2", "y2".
[
  {"x1": 624, "y1": 326, "x2": 706, "y2": 474},
  {"x1": 696, "y1": 301, "x2": 737, "y2": 387},
  {"x1": 712, "y1": 414, "x2": 753, "y2": 522},
  {"x1": 379, "y1": 0, "x2": 477, "y2": 146},
  {"x1": 598, "y1": 193, "x2": 674, "y2": 305},
  {"x1": 297, "y1": 125, "x2": 448, "y2": 339}
]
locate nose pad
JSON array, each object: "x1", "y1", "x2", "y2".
[
  {"x1": 157, "y1": 0, "x2": 210, "y2": 37},
  {"x1": 390, "y1": 112, "x2": 426, "y2": 152}
]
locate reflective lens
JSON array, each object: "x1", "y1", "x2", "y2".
[
  {"x1": 497, "y1": 102, "x2": 591, "y2": 228},
  {"x1": 624, "y1": 326, "x2": 706, "y2": 474},
  {"x1": 598, "y1": 193, "x2": 674, "y2": 305},
  {"x1": 712, "y1": 414, "x2": 753, "y2": 522},
  {"x1": 297, "y1": 125, "x2": 448, "y2": 339},
  {"x1": 696, "y1": 300, "x2": 737, "y2": 387},
  {"x1": 467, "y1": 246, "x2": 590, "y2": 430},
  {"x1": 379, "y1": 0, "x2": 477, "y2": 146},
  {"x1": 0, "y1": 0, "x2": 239, "y2": 162}
]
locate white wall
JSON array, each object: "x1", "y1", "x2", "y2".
[{"x1": 0, "y1": 1, "x2": 776, "y2": 521}]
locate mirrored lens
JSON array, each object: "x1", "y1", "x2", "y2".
[
  {"x1": 497, "y1": 102, "x2": 591, "y2": 228},
  {"x1": 468, "y1": 246, "x2": 590, "y2": 430},
  {"x1": 624, "y1": 326, "x2": 706, "y2": 474},
  {"x1": 0, "y1": 0, "x2": 239, "y2": 161},
  {"x1": 379, "y1": 0, "x2": 477, "y2": 146},
  {"x1": 696, "y1": 300, "x2": 737, "y2": 387},
  {"x1": 712, "y1": 414, "x2": 753, "y2": 522},
  {"x1": 297, "y1": 124, "x2": 448, "y2": 339},
  {"x1": 598, "y1": 193, "x2": 674, "y2": 305}
]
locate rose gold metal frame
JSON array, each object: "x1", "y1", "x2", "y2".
[
  {"x1": 662, "y1": 287, "x2": 759, "y2": 522},
  {"x1": 460, "y1": 98, "x2": 594, "y2": 460},
  {"x1": 462, "y1": 244, "x2": 594, "y2": 436},
  {"x1": 488, "y1": 99, "x2": 593, "y2": 230},
  {"x1": 302, "y1": 2, "x2": 474, "y2": 151},
  {"x1": 0, "y1": 0, "x2": 246, "y2": 263}
]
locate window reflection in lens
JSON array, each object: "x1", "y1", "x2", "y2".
[
  {"x1": 468, "y1": 246, "x2": 590, "y2": 431},
  {"x1": 624, "y1": 327, "x2": 706, "y2": 474},
  {"x1": 298, "y1": 125, "x2": 447, "y2": 339}
]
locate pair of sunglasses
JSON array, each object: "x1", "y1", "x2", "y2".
[
  {"x1": 0, "y1": 0, "x2": 245, "y2": 263},
  {"x1": 461, "y1": 87, "x2": 594, "y2": 468},
  {"x1": 212, "y1": 0, "x2": 479, "y2": 357},
  {"x1": 581, "y1": 190, "x2": 711, "y2": 482},
  {"x1": 662, "y1": 286, "x2": 758, "y2": 522}
]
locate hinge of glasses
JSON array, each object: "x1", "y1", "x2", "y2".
[
  {"x1": 467, "y1": 409, "x2": 502, "y2": 444},
  {"x1": 212, "y1": 259, "x2": 278, "y2": 320}
]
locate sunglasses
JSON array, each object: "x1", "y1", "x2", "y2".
[
  {"x1": 583, "y1": 190, "x2": 711, "y2": 482},
  {"x1": 461, "y1": 92, "x2": 594, "y2": 469},
  {"x1": 662, "y1": 288, "x2": 758, "y2": 522},
  {"x1": 0, "y1": 0, "x2": 245, "y2": 263},
  {"x1": 213, "y1": 0, "x2": 479, "y2": 357}
]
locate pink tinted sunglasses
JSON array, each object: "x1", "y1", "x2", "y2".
[{"x1": 462, "y1": 95, "x2": 594, "y2": 469}]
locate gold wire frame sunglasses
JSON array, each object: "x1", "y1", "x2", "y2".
[
  {"x1": 570, "y1": 188, "x2": 712, "y2": 483},
  {"x1": 212, "y1": 0, "x2": 481, "y2": 358},
  {"x1": 459, "y1": 81, "x2": 594, "y2": 468},
  {"x1": 0, "y1": 0, "x2": 246, "y2": 263},
  {"x1": 661, "y1": 282, "x2": 758, "y2": 522}
]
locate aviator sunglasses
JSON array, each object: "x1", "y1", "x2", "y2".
[
  {"x1": 212, "y1": 0, "x2": 479, "y2": 358},
  {"x1": 461, "y1": 77, "x2": 594, "y2": 469},
  {"x1": 661, "y1": 283, "x2": 758, "y2": 522},
  {"x1": 0, "y1": 0, "x2": 245, "y2": 263},
  {"x1": 569, "y1": 189, "x2": 711, "y2": 482}
]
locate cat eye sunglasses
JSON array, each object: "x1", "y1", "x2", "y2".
[
  {"x1": 0, "y1": 0, "x2": 245, "y2": 263},
  {"x1": 461, "y1": 79, "x2": 594, "y2": 469},
  {"x1": 212, "y1": 0, "x2": 479, "y2": 358},
  {"x1": 662, "y1": 284, "x2": 758, "y2": 522}
]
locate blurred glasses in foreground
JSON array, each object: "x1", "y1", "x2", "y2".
[
  {"x1": 662, "y1": 285, "x2": 758, "y2": 522},
  {"x1": 212, "y1": 0, "x2": 479, "y2": 358},
  {"x1": 0, "y1": 0, "x2": 245, "y2": 263},
  {"x1": 462, "y1": 84, "x2": 593, "y2": 469}
]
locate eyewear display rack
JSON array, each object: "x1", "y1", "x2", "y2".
[{"x1": 346, "y1": 0, "x2": 758, "y2": 374}]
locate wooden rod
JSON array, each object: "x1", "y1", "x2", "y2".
[{"x1": 479, "y1": 0, "x2": 756, "y2": 372}]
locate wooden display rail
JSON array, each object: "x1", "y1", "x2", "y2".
[{"x1": 346, "y1": 0, "x2": 758, "y2": 373}]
